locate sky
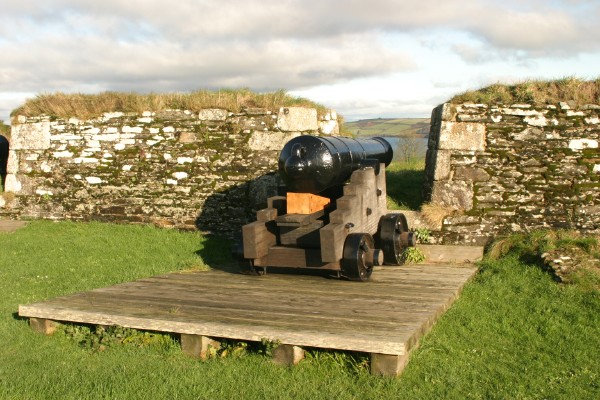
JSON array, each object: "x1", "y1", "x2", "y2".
[{"x1": 1, "y1": 0, "x2": 599, "y2": 123}]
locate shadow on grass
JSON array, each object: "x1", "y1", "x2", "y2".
[
  {"x1": 386, "y1": 167, "x2": 426, "y2": 210},
  {"x1": 12, "y1": 312, "x2": 28, "y2": 322},
  {"x1": 195, "y1": 234, "x2": 238, "y2": 273}
]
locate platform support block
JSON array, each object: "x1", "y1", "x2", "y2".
[
  {"x1": 371, "y1": 353, "x2": 410, "y2": 377},
  {"x1": 272, "y1": 344, "x2": 305, "y2": 366},
  {"x1": 181, "y1": 334, "x2": 221, "y2": 360},
  {"x1": 29, "y1": 318, "x2": 57, "y2": 335}
]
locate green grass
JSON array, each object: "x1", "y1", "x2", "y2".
[
  {"x1": 345, "y1": 118, "x2": 429, "y2": 138},
  {"x1": 386, "y1": 158, "x2": 426, "y2": 210},
  {"x1": 1, "y1": 221, "x2": 599, "y2": 399}
]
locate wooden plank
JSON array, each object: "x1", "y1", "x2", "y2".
[
  {"x1": 256, "y1": 208, "x2": 278, "y2": 222},
  {"x1": 18, "y1": 264, "x2": 478, "y2": 357},
  {"x1": 275, "y1": 210, "x2": 324, "y2": 226},
  {"x1": 73, "y1": 286, "x2": 455, "y2": 322},
  {"x1": 101, "y1": 273, "x2": 466, "y2": 299},
  {"x1": 19, "y1": 303, "x2": 411, "y2": 355},
  {"x1": 254, "y1": 246, "x2": 340, "y2": 270}
]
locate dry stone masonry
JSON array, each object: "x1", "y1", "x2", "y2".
[
  {"x1": 425, "y1": 102, "x2": 600, "y2": 245},
  {"x1": 1, "y1": 107, "x2": 339, "y2": 236}
]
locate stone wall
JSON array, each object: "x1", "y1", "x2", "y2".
[
  {"x1": 425, "y1": 102, "x2": 600, "y2": 245},
  {"x1": 0, "y1": 107, "x2": 339, "y2": 236}
]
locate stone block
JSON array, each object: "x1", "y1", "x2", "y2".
[
  {"x1": 436, "y1": 103, "x2": 458, "y2": 121},
  {"x1": 4, "y1": 174, "x2": 22, "y2": 192},
  {"x1": 319, "y1": 119, "x2": 339, "y2": 135},
  {"x1": 11, "y1": 122, "x2": 51, "y2": 150},
  {"x1": 575, "y1": 205, "x2": 600, "y2": 216},
  {"x1": 248, "y1": 131, "x2": 300, "y2": 151},
  {"x1": 431, "y1": 180, "x2": 474, "y2": 211},
  {"x1": 371, "y1": 353, "x2": 410, "y2": 377},
  {"x1": 6, "y1": 150, "x2": 19, "y2": 174},
  {"x1": 438, "y1": 122, "x2": 486, "y2": 151},
  {"x1": 180, "y1": 334, "x2": 220, "y2": 360},
  {"x1": 454, "y1": 166, "x2": 490, "y2": 182},
  {"x1": 198, "y1": 109, "x2": 228, "y2": 121},
  {"x1": 277, "y1": 107, "x2": 318, "y2": 132},
  {"x1": 29, "y1": 318, "x2": 57, "y2": 335},
  {"x1": 399, "y1": 210, "x2": 442, "y2": 231},
  {"x1": 569, "y1": 139, "x2": 598, "y2": 151},
  {"x1": 431, "y1": 149, "x2": 451, "y2": 181},
  {"x1": 511, "y1": 127, "x2": 545, "y2": 141},
  {"x1": 524, "y1": 115, "x2": 548, "y2": 127},
  {"x1": 272, "y1": 344, "x2": 305, "y2": 366}
]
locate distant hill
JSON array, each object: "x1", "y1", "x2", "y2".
[{"x1": 345, "y1": 118, "x2": 430, "y2": 138}]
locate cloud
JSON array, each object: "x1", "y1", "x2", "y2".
[
  {"x1": 0, "y1": 0, "x2": 599, "y2": 121},
  {"x1": 0, "y1": 33, "x2": 413, "y2": 93}
]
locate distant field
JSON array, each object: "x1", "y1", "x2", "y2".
[{"x1": 345, "y1": 118, "x2": 430, "y2": 137}]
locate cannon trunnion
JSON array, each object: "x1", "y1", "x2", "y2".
[{"x1": 240, "y1": 135, "x2": 414, "y2": 282}]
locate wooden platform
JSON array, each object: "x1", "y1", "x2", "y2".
[{"x1": 19, "y1": 264, "x2": 477, "y2": 375}]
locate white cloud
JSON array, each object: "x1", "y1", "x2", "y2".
[{"x1": 0, "y1": 0, "x2": 599, "y2": 122}]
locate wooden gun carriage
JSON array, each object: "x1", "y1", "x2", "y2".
[{"x1": 239, "y1": 135, "x2": 414, "y2": 281}]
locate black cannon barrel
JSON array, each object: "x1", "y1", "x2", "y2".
[{"x1": 278, "y1": 135, "x2": 393, "y2": 194}]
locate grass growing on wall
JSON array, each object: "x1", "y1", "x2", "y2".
[
  {"x1": 451, "y1": 77, "x2": 600, "y2": 106},
  {"x1": 11, "y1": 89, "x2": 331, "y2": 122},
  {"x1": 0, "y1": 120, "x2": 10, "y2": 138}
]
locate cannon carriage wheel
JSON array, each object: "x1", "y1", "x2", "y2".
[
  {"x1": 377, "y1": 213, "x2": 412, "y2": 265},
  {"x1": 342, "y1": 233, "x2": 376, "y2": 282}
]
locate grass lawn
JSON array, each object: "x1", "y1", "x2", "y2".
[
  {"x1": 344, "y1": 118, "x2": 429, "y2": 138},
  {"x1": 386, "y1": 158, "x2": 426, "y2": 211},
  {"x1": 1, "y1": 221, "x2": 599, "y2": 399}
]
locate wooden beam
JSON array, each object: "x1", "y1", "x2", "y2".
[
  {"x1": 254, "y1": 246, "x2": 340, "y2": 270},
  {"x1": 319, "y1": 222, "x2": 346, "y2": 263},
  {"x1": 272, "y1": 344, "x2": 305, "y2": 366},
  {"x1": 29, "y1": 317, "x2": 57, "y2": 335},
  {"x1": 286, "y1": 192, "x2": 330, "y2": 215},
  {"x1": 242, "y1": 221, "x2": 276, "y2": 259},
  {"x1": 256, "y1": 208, "x2": 278, "y2": 222},
  {"x1": 181, "y1": 334, "x2": 220, "y2": 360}
]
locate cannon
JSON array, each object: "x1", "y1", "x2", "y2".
[{"x1": 239, "y1": 135, "x2": 415, "y2": 281}]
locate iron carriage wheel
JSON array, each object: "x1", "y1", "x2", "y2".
[
  {"x1": 377, "y1": 213, "x2": 410, "y2": 265},
  {"x1": 342, "y1": 233, "x2": 376, "y2": 282}
]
